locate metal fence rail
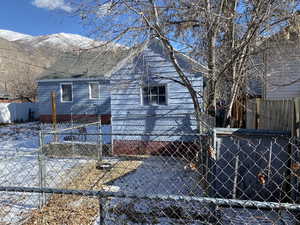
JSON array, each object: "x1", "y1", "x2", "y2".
[
  {"x1": 0, "y1": 121, "x2": 299, "y2": 224},
  {"x1": 1, "y1": 186, "x2": 300, "y2": 211}
]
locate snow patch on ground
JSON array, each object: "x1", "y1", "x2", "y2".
[
  {"x1": 0, "y1": 155, "x2": 92, "y2": 224},
  {"x1": 94, "y1": 157, "x2": 205, "y2": 225},
  {"x1": 0, "y1": 122, "x2": 110, "y2": 224},
  {"x1": 111, "y1": 157, "x2": 202, "y2": 196},
  {"x1": 93, "y1": 157, "x2": 297, "y2": 224}
]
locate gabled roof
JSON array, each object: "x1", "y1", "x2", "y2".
[
  {"x1": 38, "y1": 45, "x2": 129, "y2": 80},
  {"x1": 147, "y1": 38, "x2": 207, "y2": 74},
  {"x1": 39, "y1": 37, "x2": 206, "y2": 81},
  {"x1": 108, "y1": 37, "x2": 207, "y2": 77}
]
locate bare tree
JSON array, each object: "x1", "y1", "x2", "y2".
[
  {"x1": 8, "y1": 66, "x2": 37, "y2": 102},
  {"x1": 69, "y1": 0, "x2": 299, "y2": 128}
]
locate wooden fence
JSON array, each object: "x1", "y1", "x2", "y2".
[{"x1": 246, "y1": 97, "x2": 300, "y2": 135}]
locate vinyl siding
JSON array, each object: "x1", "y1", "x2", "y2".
[
  {"x1": 265, "y1": 41, "x2": 300, "y2": 100},
  {"x1": 111, "y1": 43, "x2": 203, "y2": 142},
  {"x1": 38, "y1": 79, "x2": 111, "y2": 116}
]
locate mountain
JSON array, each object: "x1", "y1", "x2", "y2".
[
  {"x1": 0, "y1": 37, "x2": 52, "y2": 96},
  {"x1": 0, "y1": 29, "x2": 127, "y2": 100},
  {"x1": 0, "y1": 30, "x2": 32, "y2": 41},
  {"x1": 0, "y1": 30, "x2": 123, "y2": 52},
  {"x1": 16, "y1": 33, "x2": 106, "y2": 51}
]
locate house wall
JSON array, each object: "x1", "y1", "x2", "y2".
[
  {"x1": 111, "y1": 43, "x2": 203, "y2": 155},
  {"x1": 38, "y1": 79, "x2": 111, "y2": 123},
  {"x1": 265, "y1": 40, "x2": 300, "y2": 100}
]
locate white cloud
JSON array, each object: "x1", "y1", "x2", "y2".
[{"x1": 32, "y1": 0, "x2": 72, "y2": 12}]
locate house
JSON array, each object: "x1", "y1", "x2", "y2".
[
  {"x1": 223, "y1": 22, "x2": 300, "y2": 129},
  {"x1": 37, "y1": 38, "x2": 205, "y2": 155},
  {"x1": 243, "y1": 22, "x2": 300, "y2": 131},
  {"x1": 242, "y1": 16, "x2": 300, "y2": 101},
  {"x1": 110, "y1": 38, "x2": 204, "y2": 155},
  {"x1": 37, "y1": 46, "x2": 128, "y2": 124},
  {"x1": 260, "y1": 31, "x2": 300, "y2": 100},
  {"x1": 0, "y1": 89, "x2": 27, "y2": 103},
  {"x1": 0, "y1": 90, "x2": 15, "y2": 103}
]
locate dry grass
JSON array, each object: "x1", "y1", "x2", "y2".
[{"x1": 22, "y1": 158, "x2": 143, "y2": 225}]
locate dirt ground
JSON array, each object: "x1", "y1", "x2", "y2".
[{"x1": 23, "y1": 158, "x2": 143, "y2": 225}]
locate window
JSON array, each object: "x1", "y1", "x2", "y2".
[
  {"x1": 89, "y1": 82, "x2": 100, "y2": 99},
  {"x1": 142, "y1": 85, "x2": 167, "y2": 105},
  {"x1": 60, "y1": 83, "x2": 72, "y2": 102}
]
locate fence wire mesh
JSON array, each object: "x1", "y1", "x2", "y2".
[{"x1": 0, "y1": 121, "x2": 299, "y2": 224}]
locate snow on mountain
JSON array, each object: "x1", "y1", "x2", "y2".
[
  {"x1": 0, "y1": 30, "x2": 33, "y2": 41},
  {"x1": 18, "y1": 33, "x2": 103, "y2": 51},
  {"x1": 0, "y1": 29, "x2": 125, "y2": 51}
]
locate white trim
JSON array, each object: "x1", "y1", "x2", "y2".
[
  {"x1": 89, "y1": 82, "x2": 100, "y2": 100},
  {"x1": 60, "y1": 83, "x2": 73, "y2": 103},
  {"x1": 140, "y1": 84, "x2": 168, "y2": 106},
  {"x1": 139, "y1": 86, "x2": 144, "y2": 106}
]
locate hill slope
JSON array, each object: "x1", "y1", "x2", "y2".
[{"x1": 0, "y1": 30, "x2": 126, "y2": 100}]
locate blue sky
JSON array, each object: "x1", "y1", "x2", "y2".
[{"x1": 0, "y1": 0, "x2": 85, "y2": 36}]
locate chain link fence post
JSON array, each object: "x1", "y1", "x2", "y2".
[
  {"x1": 38, "y1": 131, "x2": 46, "y2": 208},
  {"x1": 98, "y1": 117, "x2": 103, "y2": 163},
  {"x1": 99, "y1": 197, "x2": 106, "y2": 225}
]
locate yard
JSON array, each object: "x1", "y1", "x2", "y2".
[
  {"x1": 0, "y1": 122, "x2": 203, "y2": 224},
  {"x1": 0, "y1": 122, "x2": 298, "y2": 225}
]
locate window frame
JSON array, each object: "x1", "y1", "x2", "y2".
[
  {"x1": 60, "y1": 83, "x2": 73, "y2": 103},
  {"x1": 89, "y1": 82, "x2": 100, "y2": 100},
  {"x1": 140, "y1": 84, "x2": 168, "y2": 106}
]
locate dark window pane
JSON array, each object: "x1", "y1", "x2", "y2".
[
  {"x1": 143, "y1": 87, "x2": 149, "y2": 95},
  {"x1": 159, "y1": 86, "x2": 165, "y2": 95},
  {"x1": 90, "y1": 83, "x2": 100, "y2": 99},
  {"x1": 159, "y1": 95, "x2": 166, "y2": 104},
  {"x1": 62, "y1": 84, "x2": 72, "y2": 102},
  {"x1": 150, "y1": 95, "x2": 158, "y2": 104},
  {"x1": 150, "y1": 87, "x2": 158, "y2": 95},
  {"x1": 143, "y1": 96, "x2": 149, "y2": 105}
]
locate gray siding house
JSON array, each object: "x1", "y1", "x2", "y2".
[
  {"x1": 110, "y1": 39, "x2": 204, "y2": 155},
  {"x1": 249, "y1": 24, "x2": 300, "y2": 100},
  {"x1": 262, "y1": 37, "x2": 300, "y2": 100}
]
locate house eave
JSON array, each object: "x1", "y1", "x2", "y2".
[{"x1": 37, "y1": 77, "x2": 109, "y2": 83}]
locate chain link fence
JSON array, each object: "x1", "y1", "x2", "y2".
[{"x1": 0, "y1": 120, "x2": 300, "y2": 224}]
